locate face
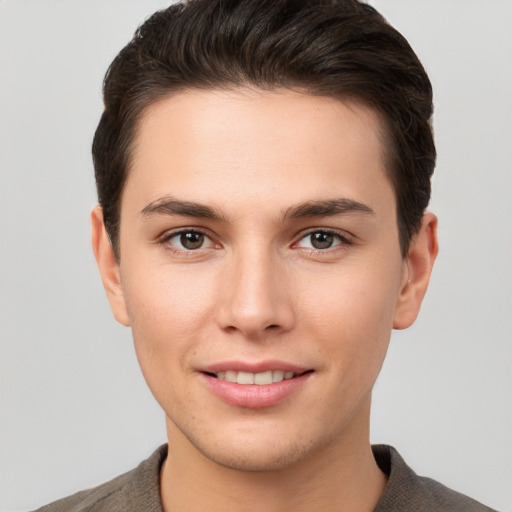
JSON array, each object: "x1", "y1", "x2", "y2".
[{"x1": 93, "y1": 88, "x2": 436, "y2": 472}]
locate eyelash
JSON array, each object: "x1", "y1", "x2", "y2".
[
  {"x1": 293, "y1": 228, "x2": 353, "y2": 252},
  {"x1": 160, "y1": 228, "x2": 218, "y2": 254},
  {"x1": 158, "y1": 227, "x2": 353, "y2": 254}
]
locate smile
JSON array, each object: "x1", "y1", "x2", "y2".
[
  {"x1": 201, "y1": 367, "x2": 314, "y2": 408},
  {"x1": 214, "y1": 370, "x2": 296, "y2": 385}
]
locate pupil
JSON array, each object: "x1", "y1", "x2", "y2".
[
  {"x1": 311, "y1": 232, "x2": 333, "y2": 249},
  {"x1": 181, "y1": 232, "x2": 204, "y2": 249}
]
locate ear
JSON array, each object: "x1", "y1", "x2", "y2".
[
  {"x1": 393, "y1": 212, "x2": 439, "y2": 330},
  {"x1": 91, "y1": 205, "x2": 130, "y2": 326}
]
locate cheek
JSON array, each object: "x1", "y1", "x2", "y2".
[
  {"x1": 301, "y1": 261, "x2": 401, "y2": 377},
  {"x1": 122, "y1": 260, "x2": 216, "y2": 329},
  {"x1": 120, "y1": 263, "x2": 216, "y2": 382}
]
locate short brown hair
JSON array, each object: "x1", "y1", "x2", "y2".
[{"x1": 92, "y1": 0, "x2": 435, "y2": 258}]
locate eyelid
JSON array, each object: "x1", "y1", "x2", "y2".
[
  {"x1": 292, "y1": 227, "x2": 354, "y2": 250},
  {"x1": 156, "y1": 226, "x2": 353, "y2": 254},
  {"x1": 158, "y1": 227, "x2": 220, "y2": 252}
]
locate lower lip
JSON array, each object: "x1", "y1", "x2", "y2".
[{"x1": 200, "y1": 372, "x2": 312, "y2": 409}]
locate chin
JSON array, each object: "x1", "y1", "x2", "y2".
[
  {"x1": 198, "y1": 440, "x2": 312, "y2": 472},
  {"x1": 178, "y1": 416, "x2": 336, "y2": 473},
  {"x1": 165, "y1": 392, "x2": 368, "y2": 473}
]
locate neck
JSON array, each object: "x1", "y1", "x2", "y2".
[{"x1": 160, "y1": 400, "x2": 386, "y2": 512}]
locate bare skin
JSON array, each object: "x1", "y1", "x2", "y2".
[
  {"x1": 92, "y1": 88, "x2": 438, "y2": 512},
  {"x1": 160, "y1": 399, "x2": 385, "y2": 512}
]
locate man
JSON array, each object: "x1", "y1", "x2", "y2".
[{"x1": 35, "y1": 0, "x2": 495, "y2": 510}]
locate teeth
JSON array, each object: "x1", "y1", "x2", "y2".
[
  {"x1": 254, "y1": 370, "x2": 272, "y2": 385},
  {"x1": 273, "y1": 370, "x2": 284, "y2": 381},
  {"x1": 237, "y1": 371, "x2": 254, "y2": 385},
  {"x1": 215, "y1": 370, "x2": 296, "y2": 385},
  {"x1": 225, "y1": 370, "x2": 237, "y2": 383}
]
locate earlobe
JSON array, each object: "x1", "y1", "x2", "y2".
[
  {"x1": 91, "y1": 206, "x2": 131, "y2": 326},
  {"x1": 393, "y1": 212, "x2": 439, "y2": 330}
]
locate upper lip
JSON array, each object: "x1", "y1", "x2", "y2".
[{"x1": 200, "y1": 360, "x2": 312, "y2": 374}]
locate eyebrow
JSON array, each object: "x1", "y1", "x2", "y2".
[
  {"x1": 140, "y1": 196, "x2": 375, "y2": 222},
  {"x1": 140, "y1": 196, "x2": 227, "y2": 221},
  {"x1": 283, "y1": 198, "x2": 375, "y2": 220}
]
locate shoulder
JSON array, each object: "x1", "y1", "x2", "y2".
[
  {"x1": 32, "y1": 445, "x2": 167, "y2": 512},
  {"x1": 373, "y1": 445, "x2": 497, "y2": 512}
]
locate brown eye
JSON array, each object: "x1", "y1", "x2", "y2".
[
  {"x1": 164, "y1": 229, "x2": 216, "y2": 253},
  {"x1": 296, "y1": 230, "x2": 348, "y2": 251},
  {"x1": 310, "y1": 232, "x2": 334, "y2": 249},
  {"x1": 180, "y1": 231, "x2": 204, "y2": 250}
]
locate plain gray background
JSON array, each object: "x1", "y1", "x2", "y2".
[{"x1": 1, "y1": 1, "x2": 511, "y2": 511}]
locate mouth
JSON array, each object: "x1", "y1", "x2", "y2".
[
  {"x1": 205, "y1": 369, "x2": 313, "y2": 385},
  {"x1": 200, "y1": 365, "x2": 314, "y2": 408}
]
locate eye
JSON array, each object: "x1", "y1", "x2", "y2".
[
  {"x1": 296, "y1": 230, "x2": 349, "y2": 250},
  {"x1": 165, "y1": 230, "x2": 215, "y2": 251}
]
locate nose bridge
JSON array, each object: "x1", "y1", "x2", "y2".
[{"x1": 216, "y1": 241, "x2": 293, "y2": 337}]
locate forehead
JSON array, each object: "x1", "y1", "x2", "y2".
[{"x1": 124, "y1": 88, "x2": 394, "y2": 219}]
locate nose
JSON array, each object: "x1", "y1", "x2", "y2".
[{"x1": 215, "y1": 246, "x2": 295, "y2": 339}]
